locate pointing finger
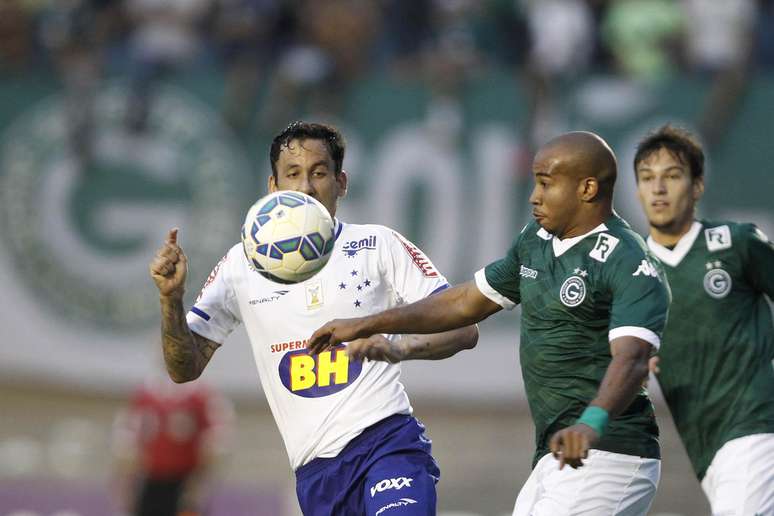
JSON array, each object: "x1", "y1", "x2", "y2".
[{"x1": 166, "y1": 228, "x2": 178, "y2": 245}]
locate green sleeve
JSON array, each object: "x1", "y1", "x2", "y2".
[
  {"x1": 605, "y1": 247, "x2": 671, "y2": 346},
  {"x1": 482, "y1": 233, "x2": 524, "y2": 306},
  {"x1": 741, "y1": 224, "x2": 774, "y2": 298}
]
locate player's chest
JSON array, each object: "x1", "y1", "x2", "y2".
[
  {"x1": 237, "y1": 252, "x2": 391, "y2": 320},
  {"x1": 670, "y1": 248, "x2": 743, "y2": 303},
  {"x1": 519, "y1": 248, "x2": 607, "y2": 317}
]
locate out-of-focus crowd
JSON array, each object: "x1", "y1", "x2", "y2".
[{"x1": 1, "y1": 0, "x2": 772, "y2": 140}]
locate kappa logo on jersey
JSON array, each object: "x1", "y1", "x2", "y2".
[
  {"x1": 375, "y1": 498, "x2": 418, "y2": 516},
  {"x1": 395, "y1": 233, "x2": 438, "y2": 277},
  {"x1": 703, "y1": 267, "x2": 732, "y2": 299},
  {"x1": 632, "y1": 259, "x2": 659, "y2": 278},
  {"x1": 370, "y1": 477, "x2": 414, "y2": 497},
  {"x1": 560, "y1": 276, "x2": 586, "y2": 307},
  {"x1": 249, "y1": 290, "x2": 290, "y2": 305},
  {"x1": 278, "y1": 345, "x2": 362, "y2": 398},
  {"x1": 589, "y1": 233, "x2": 619, "y2": 263},
  {"x1": 520, "y1": 265, "x2": 538, "y2": 279},
  {"x1": 705, "y1": 226, "x2": 732, "y2": 252},
  {"x1": 342, "y1": 235, "x2": 377, "y2": 257}
]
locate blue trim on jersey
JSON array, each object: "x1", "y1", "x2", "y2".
[
  {"x1": 429, "y1": 284, "x2": 450, "y2": 296},
  {"x1": 190, "y1": 306, "x2": 211, "y2": 321},
  {"x1": 334, "y1": 219, "x2": 344, "y2": 240}
]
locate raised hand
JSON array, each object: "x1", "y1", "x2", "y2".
[{"x1": 150, "y1": 228, "x2": 189, "y2": 298}]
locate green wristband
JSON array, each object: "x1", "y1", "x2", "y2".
[{"x1": 577, "y1": 406, "x2": 609, "y2": 436}]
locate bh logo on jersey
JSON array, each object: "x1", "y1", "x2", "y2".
[
  {"x1": 278, "y1": 345, "x2": 362, "y2": 398},
  {"x1": 560, "y1": 275, "x2": 587, "y2": 307}
]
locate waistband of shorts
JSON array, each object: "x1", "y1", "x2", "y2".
[{"x1": 295, "y1": 413, "x2": 414, "y2": 480}]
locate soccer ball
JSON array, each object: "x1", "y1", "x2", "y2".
[{"x1": 241, "y1": 191, "x2": 336, "y2": 284}]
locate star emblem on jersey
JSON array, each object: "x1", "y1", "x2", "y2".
[
  {"x1": 573, "y1": 268, "x2": 588, "y2": 277},
  {"x1": 560, "y1": 275, "x2": 586, "y2": 307},
  {"x1": 705, "y1": 260, "x2": 722, "y2": 270}
]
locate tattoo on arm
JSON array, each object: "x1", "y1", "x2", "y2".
[{"x1": 160, "y1": 296, "x2": 220, "y2": 382}]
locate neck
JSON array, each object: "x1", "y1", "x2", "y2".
[
  {"x1": 559, "y1": 205, "x2": 612, "y2": 239},
  {"x1": 649, "y1": 217, "x2": 695, "y2": 247}
]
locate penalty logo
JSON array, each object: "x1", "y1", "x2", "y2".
[
  {"x1": 703, "y1": 268, "x2": 731, "y2": 299},
  {"x1": 560, "y1": 276, "x2": 586, "y2": 307}
]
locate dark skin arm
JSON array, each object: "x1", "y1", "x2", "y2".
[
  {"x1": 549, "y1": 336, "x2": 652, "y2": 469},
  {"x1": 308, "y1": 281, "x2": 501, "y2": 355},
  {"x1": 150, "y1": 228, "x2": 221, "y2": 383}
]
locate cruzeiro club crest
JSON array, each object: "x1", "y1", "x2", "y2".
[
  {"x1": 560, "y1": 275, "x2": 587, "y2": 307},
  {"x1": 0, "y1": 84, "x2": 246, "y2": 330},
  {"x1": 703, "y1": 262, "x2": 732, "y2": 299}
]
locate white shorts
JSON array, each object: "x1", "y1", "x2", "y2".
[
  {"x1": 701, "y1": 433, "x2": 774, "y2": 516},
  {"x1": 512, "y1": 450, "x2": 660, "y2": 516}
]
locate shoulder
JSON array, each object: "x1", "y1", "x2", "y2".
[
  {"x1": 700, "y1": 219, "x2": 762, "y2": 252},
  {"x1": 588, "y1": 217, "x2": 648, "y2": 266}
]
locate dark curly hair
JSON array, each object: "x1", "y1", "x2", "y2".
[{"x1": 270, "y1": 121, "x2": 346, "y2": 178}]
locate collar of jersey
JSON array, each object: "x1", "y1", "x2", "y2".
[
  {"x1": 646, "y1": 221, "x2": 702, "y2": 267},
  {"x1": 333, "y1": 218, "x2": 344, "y2": 240},
  {"x1": 548, "y1": 222, "x2": 608, "y2": 257}
]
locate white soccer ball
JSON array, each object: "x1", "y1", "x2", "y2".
[{"x1": 241, "y1": 191, "x2": 336, "y2": 284}]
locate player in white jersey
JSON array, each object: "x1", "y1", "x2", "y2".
[{"x1": 149, "y1": 121, "x2": 479, "y2": 516}]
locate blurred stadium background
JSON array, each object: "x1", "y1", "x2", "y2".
[{"x1": 1, "y1": 0, "x2": 773, "y2": 514}]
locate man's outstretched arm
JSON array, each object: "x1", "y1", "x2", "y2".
[
  {"x1": 308, "y1": 281, "x2": 501, "y2": 355},
  {"x1": 150, "y1": 228, "x2": 221, "y2": 383},
  {"x1": 549, "y1": 336, "x2": 652, "y2": 469}
]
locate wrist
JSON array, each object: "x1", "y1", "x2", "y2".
[
  {"x1": 576, "y1": 406, "x2": 609, "y2": 437},
  {"x1": 159, "y1": 292, "x2": 185, "y2": 303}
]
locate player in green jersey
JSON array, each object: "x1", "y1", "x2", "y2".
[
  {"x1": 634, "y1": 124, "x2": 774, "y2": 515},
  {"x1": 309, "y1": 131, "x2": 671, "y2": 515}
]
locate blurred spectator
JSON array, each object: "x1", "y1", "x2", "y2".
[
  {"x1": 601, "y1": 0, "x2": 684, "y2": 83},
  {"x1": 0, "y1": 0, "x2": 35, "y2": 71},
  {"x1": 258, "y1": 0, "x2": 380, "y2": 129},
  {"x1": 39, "y1": 0, "x2": 119, "y2": 165},
  {"x1": 521, "y1": 0, "x2": 594, "y2": 148},
  {"x1": 215, "y1": 0, "x2": 287, "y2": 135},
  {"x1": 112, "y1": 376, "x2": 233, "y2": 516},
  {"x1": 123, "y1": 0, "x2": 213, "y2": 133},
  {"x1": 377, "y1": 0, "x2": 434, "y2": 73},
  {"x1": 681, "y1": 0, "x2": 757, "y2": 73}
]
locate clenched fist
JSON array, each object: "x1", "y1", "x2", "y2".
[{"x1": 150, "y1": 228, "x2": 188, "y2": 298}]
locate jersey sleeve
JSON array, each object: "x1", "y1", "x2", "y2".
[
  {"x1": 475, "y1": 234, "x2": 523, "y2": 310},
  {"x1": 604, "y1": 246, "x2": 671, "y2": 350},
  {"x1": 382, "y1": 230, "x2": 450, "y2": 304},
  {"x1": 741, "y1": 223, "x2": 774, "y2": 298},
  {"x1": 186, "y1": 250, "x2": 241, "y2": 344}
]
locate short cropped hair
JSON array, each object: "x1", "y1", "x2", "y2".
[
  {"x1": 633, "y1": 125, "x2": 704, "y2": 180},
  {"x1": 270, "y1": 121, "x2": 346, "y2": 177}
]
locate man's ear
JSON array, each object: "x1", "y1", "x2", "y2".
[
  {"x1": 579, "y1": 177, "x2": 599, "y2": 202},
  {"x1": 268, "y1": 174, "x2": 277, "y2": 193},
  {"x1": 337, "y1": 170, "x2": 349, "y2": 199},
  {"x1": 692, "y1": 176, "x2": 704, "y2": 202}
]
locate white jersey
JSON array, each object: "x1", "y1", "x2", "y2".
[{"x1": 186, "y1": 221, "x2": 449, "y2": 470}]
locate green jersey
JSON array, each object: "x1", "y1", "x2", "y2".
[
  {"x1": 647, "y1": 220, "x2": 774, "y2": 480},
  {"x1": 477, "y1": 215, "x2": 670, "y2": 467}
]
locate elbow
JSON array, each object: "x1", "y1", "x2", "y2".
[
  {"x1": 461, "y1": 324, "x2": 479, "y2": 350},
  {"x1": 166, "y1": 367, "x2": 200, "y2": 384}
]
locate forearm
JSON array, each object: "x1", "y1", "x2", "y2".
[
  {"x1": 160, "y1": 295, "x2": 212, "y2": 382},
  {"x1": 365, "y1": 283, "x2": 496, "y2": 337},
  {"x1": 589, "y1": 350, "x2": 650, "y2": 417},
  {"x1": 398, "y1": 325, "x2": 479, "y2": 361}
]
